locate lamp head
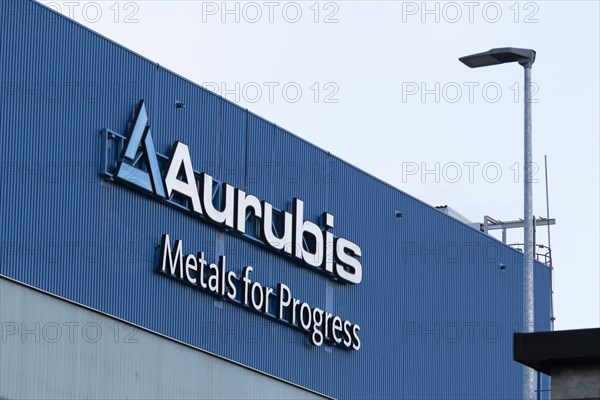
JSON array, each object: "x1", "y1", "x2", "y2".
[{"x1": 459, "y1": 47, "x2": 536, "y2": 68}]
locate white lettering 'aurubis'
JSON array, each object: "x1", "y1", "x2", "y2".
[{"x1": 116, "y1": 100, "x2": 363, "y2": 284}]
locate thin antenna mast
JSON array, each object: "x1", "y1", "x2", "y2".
[{"x1": 545, "y1": 155, "x2": 555, "y2": 330}]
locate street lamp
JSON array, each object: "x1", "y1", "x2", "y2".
[{"x1": 459, "y1": 47, "x2": 537, "y2": 400}]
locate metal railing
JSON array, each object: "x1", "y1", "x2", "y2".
[{"x1": 508, "y1": 243, "x2": 553, "y2": 267}]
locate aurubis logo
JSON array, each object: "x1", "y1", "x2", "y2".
[{"x1": 113, "y1": 100, "x2": 363, "y2": 284}]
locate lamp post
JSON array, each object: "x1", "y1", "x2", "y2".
[{"x1": 459, "y1": 47, "x2": 537, "y2": 400}]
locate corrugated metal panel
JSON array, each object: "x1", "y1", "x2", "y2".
[
  {"x1": 0, "y1": 277, "x2": 328, "y2": 400},
  {"x1": 0, "y1": 1, "x2": 553, "y2": 399}
]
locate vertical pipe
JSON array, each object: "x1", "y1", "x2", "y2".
[
  {"x1": 523, "y1": 65, "x2": 536, "y2": 400},
  {"x1": 533, "y1": 216, "x2": 537, "y2": 258},
  {"x1": 544, "y1": 155, "x2": 555, "y2": 331},
  {"x1": 544, "y1": 156, "x2": 552, "y2": 259},
  {"x1": 537, "y1": 370, "x2": 541, "y2": 400}
]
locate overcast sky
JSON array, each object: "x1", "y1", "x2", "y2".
[{"x1": 41, "y1": 0, "x2": 600, "y2": 330}]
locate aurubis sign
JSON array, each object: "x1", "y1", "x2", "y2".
[{"x1": 112, "y1": 100, "x2": 363, "y2": 285}]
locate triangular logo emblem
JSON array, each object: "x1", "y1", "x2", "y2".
[{"x1": 115, "y1": 100, "x2": 166, "y2": 197}]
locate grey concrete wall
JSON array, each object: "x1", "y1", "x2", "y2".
[
  {"x1": 552, "y1": 364, "x2": 600, "y2": 400},
  {"x1": 0, "y1": 277, "x2": 327, "y2": 400}
]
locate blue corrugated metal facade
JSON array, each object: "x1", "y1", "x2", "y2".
[{"x1": 0, "y1": 1, "x2": 552, "y2": 398}]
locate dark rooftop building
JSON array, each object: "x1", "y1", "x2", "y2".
[{"x1": 514, "y1": 328, "x2": 600, "y2": 400}]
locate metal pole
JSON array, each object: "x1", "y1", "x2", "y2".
[
  {"x1": 544, "y1": 155, "x2": 555, "y2": 331},
  {"x1": 544, "y1": 156, "x2": 552, "y2": 262},
  {"x1": 523, "y1": 64, "x2": 535, "y2": 400}
]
